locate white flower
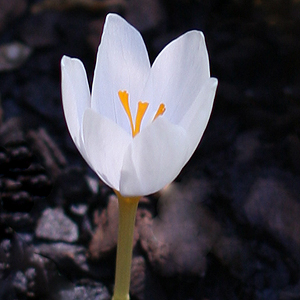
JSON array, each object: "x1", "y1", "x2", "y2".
[{"x1": 61, "y1": 13, "x2": 217, "y2": 197}]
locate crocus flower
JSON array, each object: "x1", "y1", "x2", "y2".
[{"x1": 61, "y1": 13, "x2": 217, "y2": 197}]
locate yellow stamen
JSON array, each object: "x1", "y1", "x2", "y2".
[
  {"x1": 118, "y1": 91, "x2": 135, "y2": 136},
  {"x1": 134, "y1": 101, "x2": 149, "y2": 137},
  {"x1": 153, "y1": 103, "x2": 166, "y2": 120},
  {"x1": 118, "y1": 90, "x2": 166, "y2": 138}
]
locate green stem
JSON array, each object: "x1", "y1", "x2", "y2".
[{"x1": 112, "y1": 192, "x2": 140, "y2": 300}]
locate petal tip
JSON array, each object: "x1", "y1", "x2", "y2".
[
  {"x1": 185, "y1": 30, "x2": 205, "y2": 42},
  {"x1": 61, "y1": 55, "x2": 70, "y2": 67},
  {"x1": 103, "y1": 13, "x2": 126, "y2": 31},
  {"x1": 211, "y1": 77, "x2": 218, "y2": 87},
  {"x1": 61, "y1": 56, "x2": 85, "y2": 74},
  {"x1": 105, "y1": 12, "x2": 120, "y2": 21}
]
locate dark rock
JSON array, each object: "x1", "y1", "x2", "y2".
[
  {"x1": 1, "y1": 212, "x2": 34, "y2": 231},
  {"x1": 125, "y1": 0, "x2": 165, "y2": 32},
  {"x1": 255, "y1": 289, "x2": 278, "y2": 300},
  {"x1": 34, "y1": 243, "x2": 91, "y2": 280},
  {"x1": 212, "y1": 235, "x2": 254, "y2": 281},
  {"x1": 234, "y1": 130, "x2": 261, "y2": 163},
  {"x1": 59, "y1": 167, "x2": 92, "y2": 204},
  {"x1": 6, "y1": 142, "x2": 33, "y2": 170},
  {"x1": 31, "y1": 0, "x2": 125, "y2": 14},
  {"x1": 0, "y1": 232, "x2": 52, "y2": 299},
  {"x1": 0, "y1": 238, "x2": 12, "y2": 271},
  {"x1": 287, "y1": 134, "x2": 300, "y2": 174},
  {"x1": 214, "y1": 235, "x2": 291, "y2": 291},
  {"x1": 2, "y1": 178, "x2": 22, "y2": 191},
  {"x1": 88, "y1": 195, "x2": 119, "y2": 259},
  {"x1": 244, "y1": 176, "x2": 300, "y2": 262},
  {"x1": 130, "y1": 255, "x2": 167, "y2": 300},
  {"x1": 0, "y1": 118, "x2": 24, "y2": 145},
  {"x1": 18, "y1": 173, "x2": 52, "y2": 197},
  {"x1": 20, "y1": 12, "x2": 59, "y2": 48},
  {"x1": 2, "y1": 190, "x2": 34, "y2": 212},
  {"x1": 0, "y1": 0, "x2": 27, "y2": 33},
  {"x1": 0, "y1": 133, "x2": 54, "y2": 218},
  {"x1": 0, "y1": 146, "x2": 9, "y2": 174},
  {"x1": 280, "y1": 281, "x2": 300, "y2": 299},
  {"x1": 27, "y1": 128, "x2": 67, "y2": 180},
  {"x1": 140, "y1": 180, "x2": 221, "y2": 276},
  {"x1": 36, "y1": 208, "x2": 79, "y2": 242},
  {"x1": 87, "y1": 18, "x2": 105, "y2": 54}
]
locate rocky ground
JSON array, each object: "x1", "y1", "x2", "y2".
[{"x1": 1, "y1": 0, "x2": 300, "y2": 299}]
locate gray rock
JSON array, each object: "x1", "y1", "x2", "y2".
[
  {"x1": 70, "y1": 204, "x2": 88, "y2": 216},
  {"x1": 58, "y1": 283, "x2": 110, "y2": 300},
  {"x1": 12, "y1": 271, "x2": 27, "y2": 294},
  {"x1": 36, "y1": 208, "x2": 78, "y2": 243}
]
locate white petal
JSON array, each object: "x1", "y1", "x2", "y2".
[
  {"x1": 61, "y1": 56, "x2": 91, "y2": 159},
  {"x1": 91, "y1": 13, "x2": 150, "y2": 135},
  {"x1": 82, "y1": 108, "x2": 131, "y2": 190},
  {"x1": 142, "y1": 31, "x2": 210, "y2": 125},
  {"x1": 179, "y1": 77, "x2": 218, "y2": 163},
  {"x1": 119, "y1": 118, "x2": 188, "y2": 196}
]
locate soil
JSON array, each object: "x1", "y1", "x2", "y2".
[{"x1": 1, "y1": 0, "x2": 300, "y2": 300}]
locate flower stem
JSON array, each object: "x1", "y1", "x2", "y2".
[{"x1": 112, "y1": 192, "x2": 140, "y2": 300}]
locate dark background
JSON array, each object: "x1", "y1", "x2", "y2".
[{"x1": 1, "y1": 0, "x2": 300, "y2": 299}]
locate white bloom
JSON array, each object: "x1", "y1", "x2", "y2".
[{"x1": 61, "y1": 13, "x2": 217, "y2": 197}]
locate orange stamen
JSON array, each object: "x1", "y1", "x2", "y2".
[
  {"x1": 118, "y1": 90, "x2": 166, "y2": 138},
  {"x1": 134, "y1": 101, "x2": 149, "y2": 137},
  {"x1": 153, "y1": 103, "x2": 166, "y2": 120},
  {"x1": 118, "y1": 91, "x2": 134, "y2": 135}
]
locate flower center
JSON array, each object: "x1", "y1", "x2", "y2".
[{"x1": 118, "y1": 90, "x2": 166, "y2": 137}]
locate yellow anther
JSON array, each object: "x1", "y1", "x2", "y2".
[{"x1": 153, "y1": 103, "x2": 166, "y2": 120}]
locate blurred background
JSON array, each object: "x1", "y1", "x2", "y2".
[{"x1": 0, "y1": 0, "x2": 300, "y2": 299}]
